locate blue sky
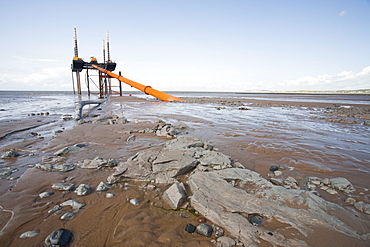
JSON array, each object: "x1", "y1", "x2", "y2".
[{"x1": 0, "y1": 0, "x2": 369, "y2": 92}]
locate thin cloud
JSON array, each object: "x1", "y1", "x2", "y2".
[
  {"x1": 278, "y1": 66, "x2": 370, "y2": 91},
  {"x1": 337, "y1": 10, "x2": 346, "y2": 17}
]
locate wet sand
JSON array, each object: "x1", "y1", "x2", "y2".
[{"x1": 0, "y1": 95, "x2": 369, "y2": 246}]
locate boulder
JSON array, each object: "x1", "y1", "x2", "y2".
[
  {"x1": 188, "y1": 168, "x2": 364, "y2": 246},
  {"x1": 163, "y1": 182, "x2": 187, "y2": 209}
]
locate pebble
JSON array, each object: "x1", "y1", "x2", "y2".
[
  {"x1": 197, "y1": 218, "x2": 207, "y2": 223},
  {"x1": 35, "y1": 163, "x2": 54, "y2": 171},
  {"x1": 96, "y1": 181, "x2": 111, "y2": 192},
  {"x1": 52, "y1": 183, "x2": 75, "y2": 191},
  {"x1": 74, "y1": 184, "x2": 92, "y2": 196},
  {"x1": 60, "y1": 212, "x2": 75, "y2": 220},
  {"x1": 106, "y1": 193, "x2": 115, "y2": 198},
  {"x1": 212, "y1": 224, "x2": 224, "y2": 237},
  {"x1": 39, "y1": 191, "x2": 54, "y2": 198},
  {"x1": 54, "y1": 164, "x2": 76, "y2": 172},
  {"x1": 274, "y1": 171, "x2": 283, "y2": 176},
  {"x1": 129, "y1": 198, "x2": 139, "y2": 206},
  {"x1": 249, "y1": 214, "x2": 263, "y2": 226},
  {"x1": 44, "y1": 228, "x2": 73, "y2": 246},
  {"x1": 326, "y1": 188, "x2": 338, "y2": 195},
  {"x1": 185, "y1": 223, "x2": 196, "y2": 233},
  {"x1": 60, "y1": 199, "x2": 85, "y2": 212},
  {"x1": 353, "y1": 201, "x2": 370, "y2": 214},
  {"x1": 345, "y1": 197, "x2": 356, "y2": 205},
  {"x1": 216, "y1": 236, "x2": 237, "y2": 247},
  {"x1": 19, "y1": 231, "x2": 39, "y2": 239},
  {"x1": 269, "y1": 165, "x2": 279, "y2": 172},
  {"x1": 196, "y1": 223, "x2": 213, "y2": 238}
]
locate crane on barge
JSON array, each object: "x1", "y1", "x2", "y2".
[{"x1": 71, "y1": 28, "x2": 183, "y2": 102}]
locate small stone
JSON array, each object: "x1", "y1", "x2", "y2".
[
  {"x1": 106, "y1": 193, "x2": 115, "y2": 198},
  {"x1": 329, "y1": 177, "x2": 355, "y2": 192},
  {"x1": 249, "y1": 214, "x2": 263, "y2": 226},
  {"x1": 269, "y1": 165, "x2": 279, "y2": 172},
  {"x1": 354, "y1": 201, "x2": 370, "y2": 214},
  {"x1": 96, "y1": 181, "x2": 111, "y2": 192},
  {"x1": 345, "y1": 197, "x2": 356, "y2": 205},
  {"x1": 274, "y1": 170, "x2": 283, "y2": 176},
  {"x1": 45, "y1": 228, "x2": 73, "y2": 246},
  {"x1": 216, "y1": 236, "x2": 237, "y2": 247},
  {"x1": 196, "y1": 223, "x2": 213, "y2": 238},
  {"x1": 39, "y1": 191, "x2": 54, "y2": 198},
  {"x1": 270, "y1": 177, "x2": 284, "y2": 186},
  {"x1": 212, "y1": 224, "x2": 224, "y2": 237},
  {"x1": 60, "y1": 199, "x2": 85, "y2": 212},
  {"x1": 19, "y1": 231, "x2": 39, "y2": 239},
  {"x1": 322, "y1": 178, "x2": 330, "y2": 185},
  {"x1": 326, "y1": 188, "x2": 338, "y2": 195},
  {"x1": 35, "y1": 163, "x2": 54, "y2": 171},
  {"x1": 52, "y1": 183, "x2": 75, "y2": 191},
  {"x1": 147, "y1": 184, "x2": 156, "y2": 191},
  {"x1": 60, "y1": 212, "x2": 74, "y2": 220},
  {"x1": 54, "y1": 164, "x2": 76, "y2": 172},
  {"x1": 1, "y1": 151, "x2": 20, "y2": 159},
  {"x1": 74, "y1": 184, "x2": 92, "y2": 196},
  {"x1": 129, "y1": 198, "x2": 139, "y2": 206},
  {"x1": 185, "y1": 223, "x2": 196, "y2": 233},
  {"x1": 197, "y1": 218, "x2": 207, "y2": 223},
  {"x1": 162, "y1": 182, "x2": 187, "y2": 209}
]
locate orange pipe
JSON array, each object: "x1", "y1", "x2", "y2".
[{"x1": 92, "y1": 64, "x2": 184, "y2": 102}]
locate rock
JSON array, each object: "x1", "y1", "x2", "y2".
[
  {"x1": 188, "y1": 168, "x2": 363, "y2": 246},
  {"x1": 1, "y1": 150, "x2": 20, "y2": 159},
  {"x1": 60, "y1": 212, "x2": 74, "y2": 220},
  {"x1": 126, "y1": 135, "x2": 136, "y2": 142},
  {"x1": 54, "y1": 164, "x2": 76, "y2": 172},
  {"x1": 326, "y1": 188, "x2": 338, "y2": 195},
  {"x1": 283, "y1": 176, "x2": 300, "y2": 189},
  {"x1": 106, "y1": 193, "x2": 115, "y2": 198},
  {"x1": 269, "y1": 165, "x2": 279, "y2": 172},
  {"x1": 353, "y1": 201, "x2": 370, "y2": 214},
  {"x1": 249, "y1": 213, "x2": 263, "y2": 226},
  {"x1": 165, "y1": 136, "x2": 213, "y2": 150},
  {"x1": 216, "y1": 236, "x2": 237, "y2": 247},
  {"x1": 163, "y1": 182, "x2": 187, "y2": 209},
  {"x1": 129, "y1": 198, "x2": 139, "y2": 206},
  {"x1": 322, "y1": 178, "x2": 330, "y2": 185},
  {"x1": 196, "y1": 223, "x2": 213, "y2": 238},
  {"x1": 52, "y1": 183, "x2": 75, "y2": 191},
  {"x1": 197, "y1": 218, "x2": 207, "y2": 223},
  {"x1": 19, "y1": 231, "x2": 39, "y2": 239},
  {"x1": 329, "y1": 177, "x2": 355, "y2": 192},
  {"x1": 185, "y1": 223, "x2": 196, "y2": 233},
  {"x1": 96, "y1": 181, "x2": 111, "y2": 192},
  {"x1": 60, "y1": 199, "x2": 85, "y2": 212},
  {"x1": 274, "y1": 170, "x2": 283, "y2": 176},
  {"x1": 39, "y1": 191, "x2": 54, "y2": 198},
  {"x1": 44, "y1": 228, "x2": 73, "y2": 247},
  {"x1": 35, "y1": 163, "x2": 54, "y2": 171},
  {"x1": 270, "y1": 177, "x2": 284, "y2": 186},
  {"x1": 77, "y1": 157, "x2": 117, "y2": 169},
  {"x1": 74, "y1": 184, "x2": 92, "y2": 196},
  {"x1": 345, "y1": 197, "x2": 356, "y2": 205},
  {"x1": 54, "y1": 143, "x2": 87, "y2": 156},
  {"x1": 212, "y1": 224, "x2": 224, "y2": 237}
]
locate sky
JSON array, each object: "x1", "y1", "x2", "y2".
[{"x1": 0, "y1": 0, "x2": 369, "y2": 92}]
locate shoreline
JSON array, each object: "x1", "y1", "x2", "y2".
[{"x1": 0, "y1": 95, "x2": 369, "y2": 246}]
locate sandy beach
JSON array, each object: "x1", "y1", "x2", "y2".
[{"x1": 0, "y1": 93, "x2": 369, "y2": 246}]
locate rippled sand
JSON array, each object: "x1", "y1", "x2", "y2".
[{"x1": 0, "y1": 95, "x2": 369, "y2": 246}]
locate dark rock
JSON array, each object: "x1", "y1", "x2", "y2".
[
  {"x1": 269, "y1": 165, "x2": 279, "y2": 172},
  {"x1": 185, "y1": 223, "x2": 196, "y2": 233},
  {"x1": 196, "y1": 223, "x2": 213, "y2": 238},
  {"x1": 249, "y1": 213, "x2": 263, "y2": 226},
  {"x1": 45, "y1": 228, "x2": 72, "y2": 247}
]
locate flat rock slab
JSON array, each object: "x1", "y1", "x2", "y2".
[{"x1": 188, "y1": 168, "x2": 367, "y2": 246}]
